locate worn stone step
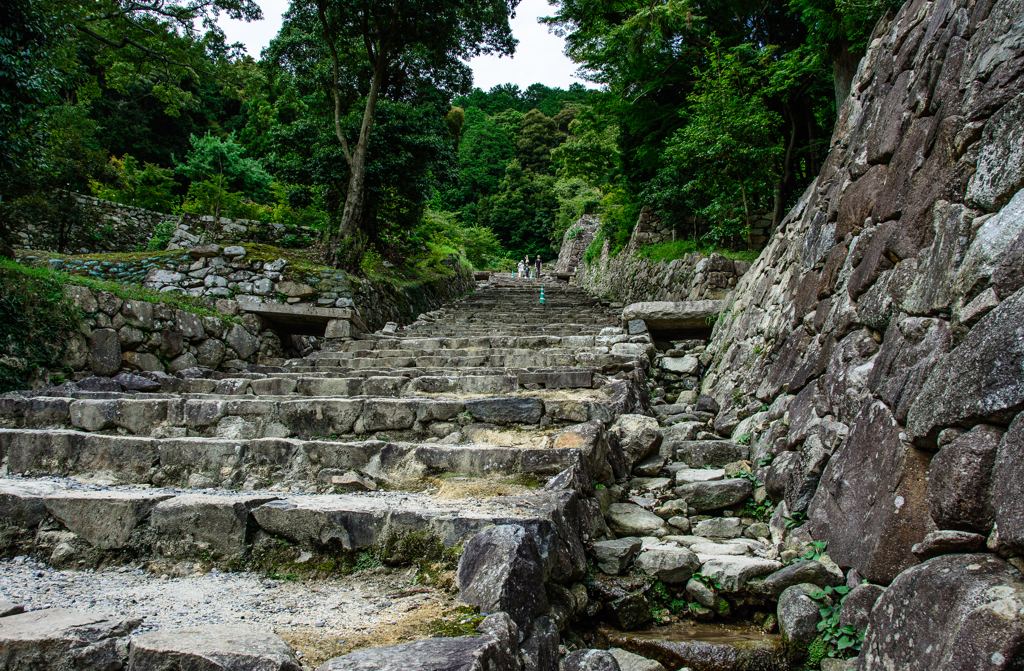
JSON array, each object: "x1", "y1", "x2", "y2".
[
  {"x1": 1, "y1": 389, "x2": 633, "y2": 440},
  {"x1": 0, "y1": 477, "x2": 588, "y2": 582},
  {"x1": 0, "y1": 425, "x2": 609, "y2": 489}
]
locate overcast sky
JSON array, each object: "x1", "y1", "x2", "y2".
[{"x1": 216, "y1": 0, "x2": 596, "y2": 91}]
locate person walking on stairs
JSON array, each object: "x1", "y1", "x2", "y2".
[
  {"x1": 517, "y1": 259, "x2": 525, "y2": 278},
  {"x1": 534, "y1": 255, "x2": 542, "y2": 278}
]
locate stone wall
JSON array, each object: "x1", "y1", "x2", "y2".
[
  {"x1": 555, "y1": 215, "x2": 600, "y2": 273},
  {"x1": 695, "y1": 0, "x2": 1024, "y2": 659},
  {"x1": 9, "y1": 193, "x2": 172, "y2": 254},
  {"x1": 59, "y1": 284, "x2": 279, "y2": 383},
  {"x1": 25, "y1": 244, "x2": 475, "y2": 335},
  {"x1": 8, "y1": 192, "x2": 317, "y2": 254},
  {"x1": 569, "y1": 211, "x2": 751, "y2": 304}
]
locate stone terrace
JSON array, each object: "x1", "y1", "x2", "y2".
[{"x1": 0, "y1": 275, "x2": 652, "y2": 669}]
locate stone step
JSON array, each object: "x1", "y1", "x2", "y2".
[
  {"x1": 0, "y1": 477, "x2": 588, "y2": 583},
  {"x1": 0, "y1": 391, "x2": 634, "y2": 440},
  {"x1": 0, "y1": 431, "x2": 595, "y2": 490}
]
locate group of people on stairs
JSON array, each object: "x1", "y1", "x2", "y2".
[{"x1": 517, "y1": 255, "x2": 542, "y2": 278}]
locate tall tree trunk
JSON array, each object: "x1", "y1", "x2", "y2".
[
  {"x1": 739, "y1": 180, "x2": 751, "y2": 249},
  {"x1": 831, "y1": 37, "x2": 862, "y2": 109},
  {"x1": 773, "y1": 112, "x2": 798, "y2": 226},
  {"x1": 338, "y1": 53, "x2": 387, "y2": 239}
]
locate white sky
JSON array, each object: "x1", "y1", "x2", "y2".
[{"x1": 216, "y1": 0, "x2": 596, "y2": 91}]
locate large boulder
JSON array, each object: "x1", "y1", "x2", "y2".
[
  {"x1": 808, "y1": 401, "x2": 935, "y2": 584},
  {"x1": 926, "y1": 424, "x2": 1002, "y2": 534},
  {"x1": 609, "y1": 415, "x2": 662, "y2": 470},
  {"x1": 857, "y1": 554, "x2": 1024, "y2": 671},
  {"x1": 778, "y1": 584, "x2": 824, "y2": 661},
  {"x1": 129, "y1": 626, "x2": 300, "y2": 671},
  {"x1": 87, "y1": 328, "x2": 122, "y2": 376},
  {"x1": 838, "y1": 583, "x2": 885, "y2": 632},
  {"x1": 591, "y1": 538, "x2": 643, "y2": 575},
  {"x1": 673, "y1": 478, "x2": 752, "y2": 512},
  {"x1": 563, "y1": 650, "x2": 621, "y2": 671},
  {"x1": 907, "y1": 287, "x2": 1024, "y2": 445},
  {"x1": 465, "y1": 398, "x2": 544, "y2": 425},
  {"x1": 621, "y1": 301, "x2": 723, "y2": 330},
  {"x1": 456, "y1": 524, "x2": 547, "y2": 632},
  {"x1": 762, "y1": 560, "x2": 844, "y2": 599},
  {"x1": 633, "y1": 546, "x2": 700, "y2": 584},
  {"x1": 0, "y1": 609, "x2": 139, "y2": 671},
  {"x1": 992, "y1": 413, "x2": 1024, "y2": 554},
  {"x1": 606, "y1": 503, "x2": 668, "y2": 538},
  {"x1": 697, "y1": 556, "x2": 782, "y2": 592},
  {"x1": 318, "y1": 614, "x2": 519, "y2": 671},
  {"x1": 672, "y1": 440, "x2": 748, "y2": 468}
]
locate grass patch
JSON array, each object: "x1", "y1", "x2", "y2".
[
  {"x1": 0, "y1": 259, "x2": 84, "y2": 392},
  {"x1": 635, "y1": 239, "x2": 761, "y2": 264}
]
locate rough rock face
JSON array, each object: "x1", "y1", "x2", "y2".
[
  {"x1": 856, "y1": 554, "x2": 1024, "y2": 671},
  {"x1": 701, "y1": 0, "x2": 1024, "y2": 596},
  {"x1": 456, "y1": 525, "x2": 547, "y2": 632}
]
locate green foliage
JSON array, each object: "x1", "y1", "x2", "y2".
[
  {"x1": 551, "y1": 178, "x2": 601, "y2": 244},
  {"x1": 418, "y1": 209, "x2": 503, "y2": 270},
  {"x1": 90, "y1": 154, "x2": 178, "y2": 212},
  {"x1": 690, "y1": 571, "x2": 724, "y2": 591},
  {"x1": 0, "y1": 260, "x2": 82, "y2": 392},
  {"x1": 175, "y1": 133, "x2": 272, "y2": 216},
  {"x1": 146, "y1": 220, "x2": 177, "y2": 252},
  {"x1": 647, "y1": 42, "x2": 782, "y2": 246},
  {"x1": 784, "y1": 510, "x2": 809, "y2": 529},
  {"x1": 429, "y1": 606, "x2": 484, "y2": 637},
  {"x1": 583, "y1": 229, "x2": 607, "y2": 266},
  {"x1": 636, "y1": 239, "x2": 761, "y2": 264},
  {"x1": 809, "y1": 584, "x2": 865, "y2": 658},
  {"x1": 735, "y1": 432, "x2": 752, "y2": 446},
  {"x1": 801, "y1": 541, "x2": 829, "y2": 561}
]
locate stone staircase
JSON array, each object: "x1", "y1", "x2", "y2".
[{"x1": 0, "y1": 276, "x2": 654, "y2": 669}]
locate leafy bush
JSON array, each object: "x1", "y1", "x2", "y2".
[
  {"x1": 89, "y1": 154, "x2": 178, "y2": 212},
  {"x1": 0, "y1": 260, "x2": 82, "y2": 392},
  {"x1": 418, "y1": 208, "x2": 504, "y2": 269}
]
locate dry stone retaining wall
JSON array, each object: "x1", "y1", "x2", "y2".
[
  {"x1": 693, "y1": 0, "x2": 1024, "y2": 665},
  {"x1": 565, "y1": 211, "x2": 751, "y2": 305},
  {"x1": 7, "y1": 192, "x2": 318, "y2": 254}
]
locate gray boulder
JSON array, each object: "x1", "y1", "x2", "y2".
[
  {"x1": 778, "y1": 584, "x2": 825, "y2": 660},
  {"x1": 457, "y1": 524, "x2": 546, "y2": 632},
  {"x1": 633, "y1": 546, "x2": 700, "y2": 584},
  {"x1": 621, "y1": 301, "x2": 723, "y2": 330},
  {"x1": 610, "y1": 415, "x2": 662, "y2": 469},
  {"x1": 113, "y1": 372, "x2": 160, "y2": 392},
  {"x1": 87, "y1": 329, "x2": 121, "y2": 376},
  {"x1": 0, "y1": 600, "x2": 23, "y2": 617},
  {"x1": 907, "y1": 287, "x2": 1024, "y2": 444},
  {"x1": 465, "y1": 398, "x2": 544, "y2": 424},
  {"x1": 857, "y1": 554, "x2": 1024, "y2": 671},
  {"x1": 591, "y1": 538, "x2": 642, "y2": 575},
  {"x1": 837, "y1": 583, "x2": 885, "y2": 632},
  {"x1": 319, "y1": 614, "x2": 518, "y2": 671},
  {"x1": 604, "y1": 592, "x2": 652, "y2": 630},
  {"x1": 520, "y1": 615, "x2": 558, "y2": 671},
  {"x1": 699, "y1": 556, "x2": 782, "y2": 592},
  {"x1": 563, "y1": 650, "x2": 621, "y2": 671},
  {"x1": 692, "y1": 517, "x2": 744, "y2": 538},
  {"x1": 926, "y1": 424, "x2": 1002, "y2": 534},
  {"x1": 762, "y1": 560, "x2": 845, "y2": 598},
  {"x1": 673, "y1": 479, "x2": 752, "y2": 512},
  {"x1": 992, "y1": 413, "x2": 1024, "y2": 554},
  {"x1": 226, "y1": 323, "x2": 259, "y2": 360},
  {"x1": 911, "y1": 530, "x2": 987, "y2": 560},
  {"x1": 673, "y1": 440, "x2": 747, "y2": 468},
  {"x1": 606, "y1": 503, "x2": 668, "y2": 538},
  {"x1": 808, "y1": 401, "x2": 935, "y2": 584},
  {"x1": 607, "y1": 648, "x2": 665, "y2": 671},
  {"x1": 0, "y1": 609, "x2": 139, "y2": 671},
  {"x1": 129, "y1": 626, "x2": 299, "y2": 671}
]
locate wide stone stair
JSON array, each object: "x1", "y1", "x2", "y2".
[{"x1": 0, "y1": 276, "x2": 654, "y2": 670}]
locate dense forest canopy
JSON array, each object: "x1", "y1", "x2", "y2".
[{"x1": 0, "y1": 0, "x2": 899, "y2": 270}]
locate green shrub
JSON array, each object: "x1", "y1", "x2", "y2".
[{"x1": 0, "y1": 260, "x2": 83, "y2": 392}]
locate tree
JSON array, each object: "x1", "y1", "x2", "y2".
[
  {"x1": 309, "y1": 0, "x2": 519, "y2": 254},
  {"x1": 647, "y1": 42, "x2": 783, "y2": 246},
  {"x1": 176, "y1": 132, "x2": 272, "y2": 219}
]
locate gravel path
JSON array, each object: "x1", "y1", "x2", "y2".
[{"x1": 0, "y1": 557, "x2": 458, "y2": 667}]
